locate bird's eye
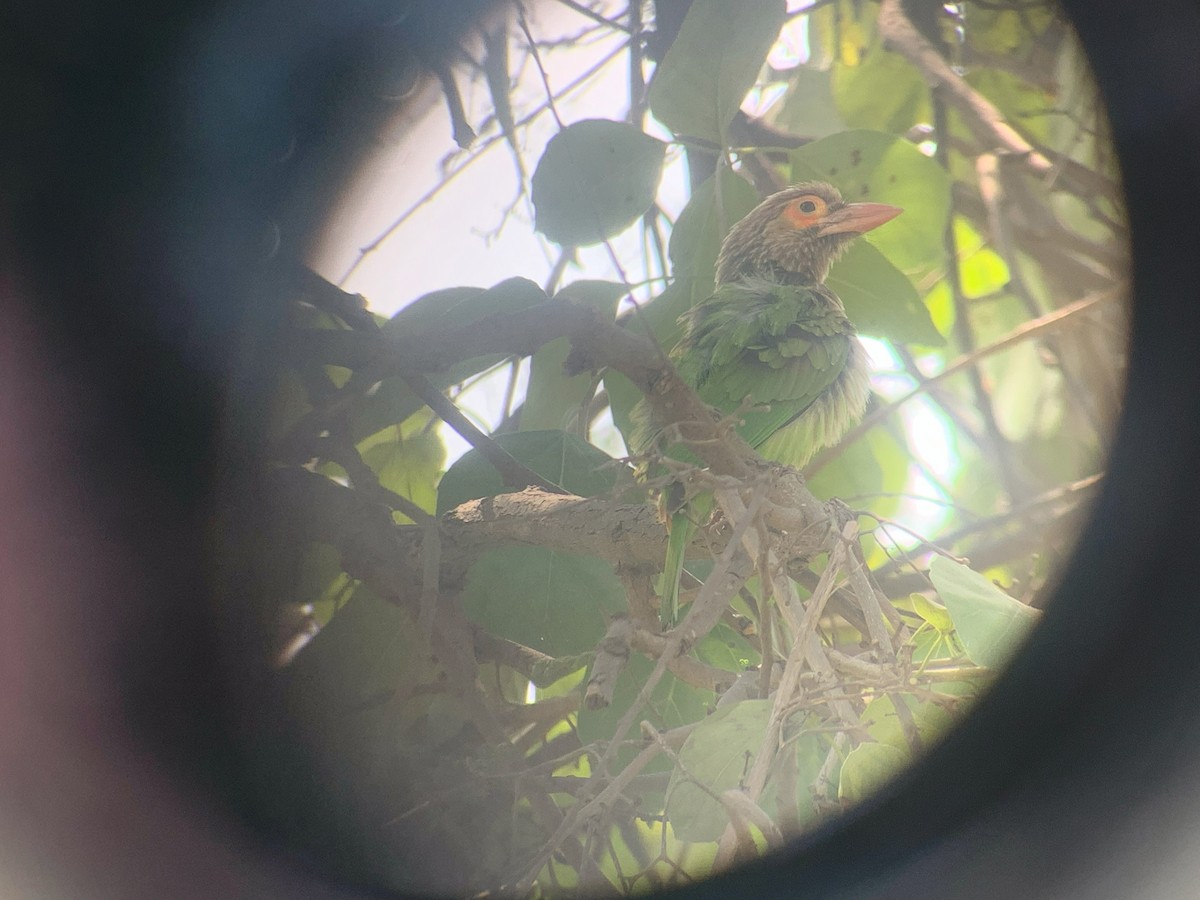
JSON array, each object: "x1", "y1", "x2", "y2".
[{"x1": 781, "y1": 195, "x2": 828, "y2": 228}]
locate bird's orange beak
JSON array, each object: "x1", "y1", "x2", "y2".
[{"x1": 817, "y1": 202, "x2": 903, "y2": 237}]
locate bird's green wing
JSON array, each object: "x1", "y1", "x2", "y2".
[{"x1": 675, "y1": 279, "x2": 860, "y2": 467}]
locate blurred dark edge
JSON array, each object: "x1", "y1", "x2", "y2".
[{"x1": 2, "y1": 0, "x2": 1200, "y2": 898}]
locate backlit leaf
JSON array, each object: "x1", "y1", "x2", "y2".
[
  {"x1": 929, "y1": 555, "x2": 1040, "y2": 669},
  {"x1": 791, "y1": 129, "x2": 951, "y2": 284},
  {"x1": 648, "y1": 0, "x2": 786, "y2": 144},
  {"x1": 532, "y1": 119, "x2": 666, "y2": 246}
]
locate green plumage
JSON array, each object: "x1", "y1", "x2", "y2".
[
  {"x1": 630, "y1": 182, "x2": 900, "y2": 626},
  {"x1": 674, "y1": 276, "x2": 868, "y2": 469}
]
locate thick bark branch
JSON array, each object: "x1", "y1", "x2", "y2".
[{"x1": 270, "y1": 469, "x2": 669, "y2": 600}]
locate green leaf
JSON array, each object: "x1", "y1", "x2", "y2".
[
  {"x1": 838, "y1": 741, "x2": 909, "y2": 803},
  {"x1": 954, "y1": 217, "x2": 1011, "y2": 300},
  {"x1": 806, "y1": 404, "x2": 911, "y2": 508},
  {"x1": 436, "y1": 430, "x2": 620, "y2": 514},
  {"x1": 604, "y1": 280, "x2": 695, "y2": 444},
  {"x1": 292, "y1": 543, "x2": 350, "y2": 623},
  {"x1": 647, "y1": 0, "x2": 786, "y2": 144},
  {"x1": 771, "y1": 66, "x2": 847, "y2": 139},
  {"x1": 826, "y1": 242, "x2": 942, "y2": 346},
  {"x1": 831, "y1": 25, "x2": 931, "y2": 135},
  {"x1": 911, "y1": 593, "x2": 954, "y2": 633},
  {"x1": 860, "y1": 694, "x2": 954, "y2": 753},
  {"x1": 268, "y1": 369, "x2": 313, "y2": 444},
  {"x1": 531, "y1": 119, "x2": 666, "y2": 246},
  {"x1": 521, "y1": 281, "x2": 625, "y2": 433},
  {"x1": 577, "y1": 654, "x2": 711, "y2": 778},
  {"x1": 961, "y1": 4, "x2": 1054, "y2": 68},
  {"x1": 966, "y1": 68, "x2": 1054, "y2": 147},
  {"x1": 350, "y1": 278, "x2": 548, "y2": 442},
  {"x1": 288, "y1": 583, "x2": 430, "y2": 709},
  {"x1": 361, "y1": 411, "x2": 445, "y2": 523},
  {"x1": 461, "y1": 547, "x2": 624, "y2": 656},
  {"x1": 694, "y1": 623, "x2": 760, "y2": 672},
  {"x1": 669, "y1": 168, "x2": 761, "y2": 287},
  {"x1": 381, "y1": 277, "x2": 546, "y2": 338},
  {"x1": 973, "y1": 293, "x2": 1057, "y2": 443},
  {"x1": 929, "y1": 555, "x2": 1040, "y2": 669},
  {"x1": 765, "y1": 713, "x2": 830, "y2": 827},
  {"x1": 666, "y1": 699, "x2": 771, "y2": 842},
  {"x1": 790, "y1": 129, "x2": 951, "y2": 285}
]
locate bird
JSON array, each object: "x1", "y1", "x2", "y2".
[{"x1": 630, "y1": 181, "x2": 903, "y2": 626}]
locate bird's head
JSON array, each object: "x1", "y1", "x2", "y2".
[{"x1": 714, "y1": 182, "x2": 902, "y2": 285}]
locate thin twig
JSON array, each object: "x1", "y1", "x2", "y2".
[
  {"x1": 340, "y1": 40, "x2": 628, "y2": 283},
  {"x1": 713, "y1": 536, "x2": 850, "y2": 867},
  {"x1": 807, "y1": 291, "x2": 1113, "y2": 475},
  {"x1": 400, "y1": 369, "x2": 566, "y2": 494},
  {"x1": 600, "y1": 481, "x2": 769, "y2": 771},
  {"x1": 839, "y1": 521, "x2": 897, "y2": 655},
  {"x1": 627, "y1": 0, "x2": 646, "y2": 124},
  {"x1": 517, "y1": 4, "x2": 566, "y2": 129},
  {"x1": 554, "y1": 0, "x2": 631, "y2": 32},
  {"x1": 877, "y1": 0, "x2": 1119, "y2": 203}
]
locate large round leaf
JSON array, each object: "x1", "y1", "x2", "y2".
[
  {"x1": 532, "y1": 119, "x2": 665, "y2": 247},
  {"x1": 666, "y1": 699, "x2": 772, "y2": 842},
  {"x1": 838, "y1": 741, "x2": 909, "y2": 803},
  {"x1": 647, "y1": 0, "x2": 786, "y2": 144},
  {"x1": 929, "y1": 555, "x2": 1041, "y2": 669},
  {"x1": 826, "y1": 241, "x2": 943, "y2": 346},
  {"x1": 790, "y1": 129, "x2": 951, "y2": 285},
  {"x1": 461, "y1": 546, "x2": 625, "y2": 657}
]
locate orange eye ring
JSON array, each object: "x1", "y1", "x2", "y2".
[{"x1": 781, "y1": 194, "x2": 829, "y2": 228}]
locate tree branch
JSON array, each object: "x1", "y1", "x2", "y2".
[{"x1": 877, "y1": 0, "x2": 1119, "y2": 202}]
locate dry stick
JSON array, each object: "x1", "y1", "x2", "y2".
[
  {"x1": 719, "y1": 789, "x2": 784, "y2": 862},
  {"x1": 876, "y1": 0, "x2": 1119, "y2": 204},
  {"x1": 840, "y1": 522, "x2": 897, "y2": 655},
  {"x1": 757, "y1": 587, "x2": 775, "y2": 700},
  {"x1": 807, "y1": 292, "x2": 1111, "y2": 475},
  {"x1": 585, "y1": 616, "x2": 636, "y2": 710},
  {"x1": 630, "y1": 628, "x2": 737, "y2": 693},
  {"x1": 938, "y1": 94, "x2": 1027, "y2": 504},
  {"x1": 975, "y1": 152, "x2": 1109, "y2": 440},
  {"x1": 713, "y1": 537, "x2": 850, "y2": 869},
  {"x1": 599, "y1": 482, "x2": 769, "y2": 772},
  {"x1": 813, "y1": 732, "x2": 849, "y2": 804},
  {"x1": 950, "y1": 181, "x2": 1116, "y2": 290},
  {"x1": 889, "y1": 689, "x2": 924, "y2": 756},
  {"x1": 517, "y1": 4, "x2": 566, "y2": 129},
  {"x1": 712, "y1": 486, "x2": 806, "y2": 639},
  {"x1": 512, "y1": 729, "x2": 683, "y2": 893},
  {"x1": 627, "y1": 0, "x2": 645, "y2": 124},
  {"x1": 713, "y1": 496, "x2": 864, "y2": 737},
  {"x1": 869, "y1": 472, "x2": 1104, "y2": 586},
  {"x1": 399, "y1": 369, "x2": 565, "y2": 494},
  {"x1": 826, "y1": 649, "x2": 892, "y2": 683}
]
